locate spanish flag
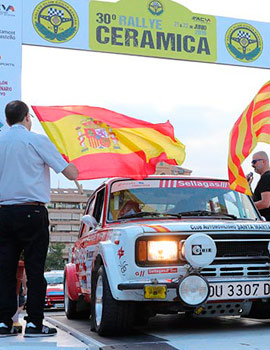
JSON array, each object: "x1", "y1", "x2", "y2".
[
  {"x1": 32, "y1": 105, "x2": 185, "y2": 180},
  {"x1": 228, "y1": 81, "x2": 270, "y2": 195}
]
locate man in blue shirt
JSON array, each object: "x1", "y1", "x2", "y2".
[{"x1": 0, "y1": 100, "x2": 78, "y2": 337}]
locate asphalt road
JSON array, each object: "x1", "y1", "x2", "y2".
[{"x1": 44, "y1": 310, "x2": 270, "y2": 350}]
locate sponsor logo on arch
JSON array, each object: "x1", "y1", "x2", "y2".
[{"x1": 32, "y1": 0, "x2": 79, "y2": 43}]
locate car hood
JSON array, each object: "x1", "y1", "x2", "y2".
[{"x1": 113, "y1": 219, "x2": 270, "y2": 234}]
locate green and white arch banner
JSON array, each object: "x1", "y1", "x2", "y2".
[
  {"x1": 22, "y1": 0, "x2": 270, "y2": 69},
  {"x1": 1, "y1": 0, "x2": 270, "y2": 133}
]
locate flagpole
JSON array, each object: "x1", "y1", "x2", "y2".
[{"x1": 74, "y1": 180, "x2": 84, "y2": 195}]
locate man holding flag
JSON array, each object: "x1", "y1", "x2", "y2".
[
  {"x1": 0, "y1": 100, "x2": 184, "y2": 337},
  {"x1": 228, "y1": 81, "x2": 270, "y2": 197},
  {"x1": 249, "y1": 151, "x2": 270, "y2": 221},
  {"x1": 0, "y1": 100, "x2": 78, "y2": 337}
]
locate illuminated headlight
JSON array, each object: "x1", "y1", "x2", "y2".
[
  {"x1": 148, "y1": 241, "x2": 178, "y2": 261},
  {"x1": 178, "y1": 275, "x2": 209, "y2": 306}
]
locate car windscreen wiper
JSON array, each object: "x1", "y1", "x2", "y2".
[
  {"x1": 177, "y1": 210, "x2": 238, "y2": 220},
  {"x1": 118, "y1": 211, "x2": 182, "y2": 220}
]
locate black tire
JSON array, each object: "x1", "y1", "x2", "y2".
[
  {"x1": 64, "y1": 278, "x2": 78, "y2": 319},
  {"x1": 134, "y1": 314, "x2": 149, "y2": 326},
  {"x1": 247, "y1": 301, "x2": 270, "y2": 319},
  {"x1": 64, "y1": 278, "x2": 90, "y2": 320},
  {"x1": 90, "y1": 266, "x2": 134, "y2": 336},
  {"x1": 133, "y1": 305, "x2": 150, "y2": 326}
]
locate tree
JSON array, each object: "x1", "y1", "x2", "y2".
[{"x1": 45, "y1": 242, "x2": 65, "y2": 271}]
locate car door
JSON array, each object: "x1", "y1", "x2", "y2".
[
  {"x1": 73, "y1": 195, "x2": 96, "y2": 294},
  {"x1": 77, "y1": 187, "x2": 105, "y2": 293}
]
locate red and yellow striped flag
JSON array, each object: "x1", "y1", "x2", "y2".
[
  {"x1": 32, "y1": 105, "x2": 185, "y2": 180},
  {"x1": 228, "y1": 81, "x2": 270, "y2": 195}
]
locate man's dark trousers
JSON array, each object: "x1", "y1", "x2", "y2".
[{"x1": 0, "y1": 205, "x2": 49, "y2": 327}]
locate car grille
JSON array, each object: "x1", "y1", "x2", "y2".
[
  {"x1": 201, "y1": 264, "x2": 270, "y2": 277},
  {"x1": 183, "y1": 233, "x2": 270, "y2": 278},
  {"x1": 202, "y1": 234, "x2": 270, "y2": 278},
  {"x1": 215, "y1": 239, "x2": 270, "y2": 260}
]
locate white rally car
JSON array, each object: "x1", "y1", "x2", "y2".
[{"x1": 64, "y1": 176, "x2": 270, "y2": 335}]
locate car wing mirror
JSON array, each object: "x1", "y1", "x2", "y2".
[{"x1": 81, "y1": 215, "x2": 98, "y2": 230}]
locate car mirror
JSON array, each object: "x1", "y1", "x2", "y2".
[{"x1": 81, "y1": 215, "x2": 98, "y2": 230}]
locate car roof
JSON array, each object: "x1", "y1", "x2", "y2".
[
  {"x1": 86, "y1": 176, "x2": 230, "y2": 201},
  {"x1": 95, "y1": 176, "x2": 228, "y2": 189}
]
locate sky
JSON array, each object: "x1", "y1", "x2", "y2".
[{"x1": 21, "y1": 0, "x2": 270, "y2": 191}]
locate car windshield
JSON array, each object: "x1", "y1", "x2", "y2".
[
  {"x1": 107, "y1": 179, "x2": 259, "y2": 221},
  {"x1": 45, "y1": 273, "x2": 64, "y2": 285}
]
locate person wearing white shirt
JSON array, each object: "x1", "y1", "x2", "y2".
[{"x1": 0, "y1": 100, "x2": 78, "y2": 337}]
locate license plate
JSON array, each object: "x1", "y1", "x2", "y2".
[
  {"x1": 144, "y1": 285, "x2": 167, "y2": 299},
  {"x1": 55, "y1": 303, "x2": 64, "y2": 308},
  {"x1": 209, "y1": 281, "x2": 270, "y2": 300}
]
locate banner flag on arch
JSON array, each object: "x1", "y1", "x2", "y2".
[
  {"x1": 32, "y1": 105, "x2": 186, "y2": 180},
  {"x1": 228, "y1": 81, "x2": 270, "y2": 195}
]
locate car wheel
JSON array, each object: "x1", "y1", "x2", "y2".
[
  {"x1": 134, "y1": 314, "x2": 149, "y2": 326},
  {"x1": 64, "y1": 278, "x2": 91, "y2": 319},
  {"x1": 133, "y1": 306, "x2": 150, "y2": 326},
  {"x1": 90, "y1": 265, "x2": 134, "y2": 335},
  {"x1": 64, "y1": 278, "x2": 78, "y2": 319}
]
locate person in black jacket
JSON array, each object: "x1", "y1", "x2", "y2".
[{"x1": 250, "y1": 151, "x2": 270, "y2": 221}]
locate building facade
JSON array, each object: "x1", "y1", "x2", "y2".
[
  {"x1": 47, "y1": 188, "x2": 93, "y2": 261},
  {"x1": 155, "y1": 162, "x2": 192, "y2": 176}
]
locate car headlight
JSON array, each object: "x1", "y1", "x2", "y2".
[
  {"x1": 181, "y1": 233, "x2": 217, "y2": 269},
  {"x1": 178, "y1": 274, "x2": 209, "y2": 306},
  {"x1": 148, "y1": 241, "x2": 178, "y2": 261}
]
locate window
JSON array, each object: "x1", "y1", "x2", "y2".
[
  {"x1": 80, "y1": 197, "x2": 96, "y2": 238},
  {"x1": 49, "y1": 213, "x2": 72, "y2": 221},
  {"x1": 86, "y1": 198, "x2": 95, "y2": 216},
  {"x1": 53, "y1": 224, "x2": 72, "y2": 232},
  {"x1": 55, "y1": 202, "x2": 81, "y2": 209},
  {"x1": 72, "y1": 213, "x2": 81, "y2": 220},
  {"x1": 108, "y1": 180, "x2": 259, "y2": 221},
  {"x1": 44, "y1": 272, "x2": 64, "y2": 285},
  {"x1": 93, "y1": 188, "x2": 105, "y2": 224}
]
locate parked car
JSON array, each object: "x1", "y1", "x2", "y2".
[
  {"x1": 44, "y1": 270, "x2": 64, "y2": 309},
  {"x1": 64, "y1": 176, "x2": 270, "y2": 335}
]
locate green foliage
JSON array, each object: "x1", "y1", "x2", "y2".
[{"x1": 45, "y1": 242, "x2": 65, "y2": 271}]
